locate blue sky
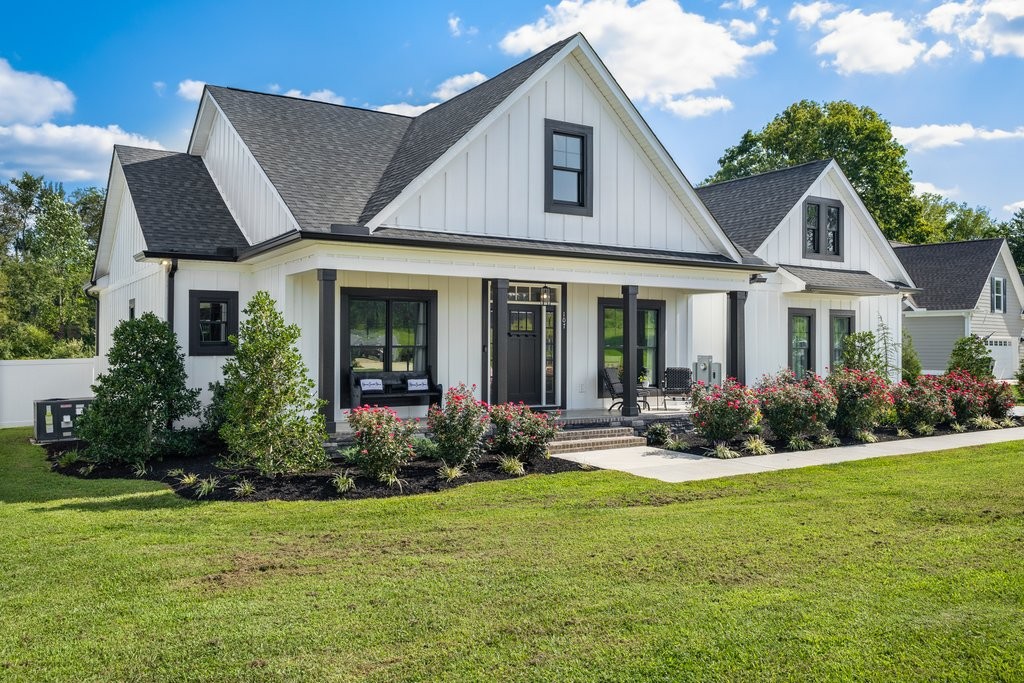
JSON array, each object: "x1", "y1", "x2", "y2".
[{"x1": 1, "y1": 0, "x2": 1022, "y2": 218}]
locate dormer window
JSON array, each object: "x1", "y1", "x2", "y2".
[
  {"x1": 544, "y1": 119, "x2": 593, "y2": 217},
  {"x1": 991, "y1": 277, "x2": 1007, "y2": 313},
  {"x1": 803, "y1": 197, "x2": 842, "y2": 260}
]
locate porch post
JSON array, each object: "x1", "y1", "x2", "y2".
[
  {"x1": 492, "y1": 279, "x2": 509, "y2": 404},
  {"x1": 621, "y1": 284, "x2": 639, "y2": 417},
  {"x1": 318, "y1": 269, "x2": 337, "y2": 433},
  {"x1": 727, "y1": 291, "x2": 747, "y2": 385}
]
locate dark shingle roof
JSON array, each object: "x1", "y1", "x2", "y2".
[
  {"x1": 359, "y1": 35, "x2": 575, "y2": 223},
  {"x1": 206, "y1": 86, "x2": 411, "y2": 231},
  {"x1": 116, "y1": 145, "x2": 247, "y2": 254},
  {"x1": 695, "y1": 160, "x2": 832, "y2": 252},
  {"x1": 780, "y1": 264, "x2": 896, "y2": 295},
  {"x1": 894, "y1": 239, "x2": 1004, "y2": 310}
]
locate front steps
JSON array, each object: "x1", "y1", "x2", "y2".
[{"x1": 548, "y1": 427, "x2": 647, "y2": 455}]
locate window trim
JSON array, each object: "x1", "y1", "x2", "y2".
[
  {"x1": 596, "y1": 298, "x2": 665, "y2": 398},
  {"x1": 828, "y1": 309, "x2": 856, "y2": 371},
  {"x1": 544, "y1": 119, "x2": 594, "y2": 217},
  {"x1": 991, "y1": 276, "x2": 1007, "y2": 313},
  {"x1": 802, "y1": 196, "x2": 844, "y2": 261},
  {"x1": 788, "y1": 307, "x2": 817, "y2": 377},
  {"x1": 128, "y1": 299, "x2": 136, "y2": 321},
  {"x1": 339, "y1": 287, "x2": 438, "y2": 409},
  {"x1": 188, "y1": 290, "x2": 239, "y2": 356}
]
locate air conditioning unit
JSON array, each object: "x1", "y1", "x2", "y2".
[{"x1": 34, "y1": 397, "x2": 93, "y2": 443}]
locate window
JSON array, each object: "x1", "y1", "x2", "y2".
[
  {"x1": 188, "y1": 290, "x2": 238, "y2": 356},
  {"x1": 803, "y1": 197, "x2": 843, "y2": 260},
  {"x1": 829, "y1": 310, "x2": 855, "y2": 369},
  {"x1": 342, "y1": 288, "x2": 437, "y2": 371},
  {"x1": 991, "y1": 277, "x2": 1007, "y2": 313},
  {"x1": 597, "y1": 298, "x2": 664, "y2": 396},
  {"x1": 544, "y1": 119, "x2": 593, "y2": 216},
  {"x1": 789, "y1": 308, "x2": 816, "y2": 379},
  {"x1": 128, "y1": 299, "x2": 136, "y2": 321}
]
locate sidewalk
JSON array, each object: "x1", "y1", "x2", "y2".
[{"x1": 557, "y1": 427, "x2": 1024, "y2": 483}]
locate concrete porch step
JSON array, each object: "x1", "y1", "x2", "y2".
[{"x1": 549, "y1": 435, "x2": 647, "y2": 454}]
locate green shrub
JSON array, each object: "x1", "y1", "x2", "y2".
[
  {"x1": 231, "y1": 479, "x2": 256, "y2": 499},
  {"x1": 947, "y1": 335, "x2": 994, "y2": 379},
  {"x1": 426, "y1": 383, "x2": 489, "y2": 467},
  {"x1": 828, "y1": 368, "x2": 892, "y2": 437},
  {"x1": 497, "y1": 456, "x2": 526, "y2": 476},
  {"x1": 691, "y1": 379, "x2": 759, "y2": 444},
  {"x1": 347, "y1": 406, "x2": 417, "y2": 481},
  {"x1": 201, "y1": 381, "x2": 229, "y2": 448},
  {"x1": 77, "y1": 313, "x2": 199, "y2": 465},
  {"x1": 645, "y1": 422, "x2": 672, "y2": 446},
  {"x1": 1016, "y1": 357, "x2": 1024, "y2": 387},
  {"x1": 981, "y1": 380, "x2": 1016, "y2": 418},
  {"x1": 707, "y1": 442, "x2": 741, "y2": 459},
  {"x1": 756, "y1": 371, "x2": 836, "y2": 442},
  {"x1": 220, "y1": 291, "x2": 328, "y2": 475},
  {"x1": 902, "y1": 331, "x2": 922, "y2": 384},
  {"x1": 488, "y1": 403, "x2": 560, "y2": 463},
  {"x1": 840, "y1": 331, "x2": 884, "y2": 374},
  {"x1": 437, "y1": 464, "x2": 465, "y2": 482},
  {"x1": 742, "y1": 435, "x2": 774, "y2": 455},
  {"x1": 331, "y1": 470, "x2": 356, "y2": 494},
  {"x1": 412, "y1": 436, "x2": 438, "y2": 461},
  {"x1": 891, "y1": 377, "x2": 955, "y2": 430}
]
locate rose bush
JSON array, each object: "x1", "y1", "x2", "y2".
[
  {"x1": 347, "y1": 405, "x2": 418, "y2": 481},
  {"x1": 488, "y1": 402, "x2": 561, "y2": 463},
  {"x1": 756, "y1": 371, "x2": 836, "y2": 443},
  {"x1": 941, "y1": 370, "x2": 988, "y2": 423},
  {"x1": 828, "y1": 368, "x2": 893, "y2": 437},
  {"x1": 692, "y1": 378, "x2": 759, "y2": 444},
  {"x1": 427, "y1": 383, "x2": 489, "y2": 467},
  {"x1": 980, "y1": 379, "x2": 1016, "y2": 419},
  {"x1": 891, "y1": 376, "x2": 955, "y2": 430}
]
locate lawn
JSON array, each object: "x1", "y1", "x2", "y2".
[{"x1": 2, "y1": 427, "x2": 1023, "y2": 682}]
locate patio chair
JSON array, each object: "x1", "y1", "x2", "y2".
[
  {"x1": 662, "y1": 367, "x2": 693, "y2": 404},
  {"x1": 601, "y1": 366, "x2": 650, "y2": 413}
]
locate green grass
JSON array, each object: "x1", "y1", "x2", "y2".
[{"x1": 2, "y1": 427, "x2": 1023, "y2": 682}]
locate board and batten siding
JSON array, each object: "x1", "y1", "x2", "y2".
[
  {"x1": 903, "y1": 315, "x2": 966, "y2": 374},
  {"x1": 382, "y1": 56, "x2": 718, "y2": 255},
  {"x1": 201, "y1": 105, "x2": 297, "y2": 245}
]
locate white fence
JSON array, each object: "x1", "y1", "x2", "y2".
[{"x1": 0, "y1": 358, "x2": 98, "y2": 428}]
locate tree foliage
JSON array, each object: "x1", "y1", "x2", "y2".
[
  {"x1": 946, "y1": 335, "x2": 994, "y2": 379},
  {"x1": 902, "y1": 331, "x2": 923, "y2": 384},
  {"x1": 220, "y1": 291, "x2": 328, "y2": 475}
]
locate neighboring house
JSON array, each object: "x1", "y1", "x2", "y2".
[
  {"x1": 696, "y1": 160, "x2": 918, "y2": 382},
  {"x1": 894, "y1": 238, "x2": 1024, "y2": 378},
  {"x1": 89, "y1": 33, "x2": 776, "y2": 429}
]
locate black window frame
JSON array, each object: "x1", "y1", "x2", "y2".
[
  {"x1": 803, "y1": 196, "x2": 843, "y2": 261},
  {"x1": 828, "y1": 309, "x2": 856, "y2": 370},
  {"x1": 128, "y1": 299, "x2": 136, "y2": 321},
  {"x1": 788, "y1": 307, "x2": 816, "y2": 378},
  {"x1": 188, "y1": 290, "x2": 239, "y2": 356},
  {"x1": 991, "y1": 276, "x2": 1007, "y2": 313},
  {"x1": 596, "y1": 298, "x2": 665, "y2": 398},
  {"x1": 544, "y1": 119, "x2": 594, "y2": 217}
]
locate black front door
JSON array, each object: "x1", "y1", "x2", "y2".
[{"x1": 507, "y1": 304, "x2": 542, "y2": 404}]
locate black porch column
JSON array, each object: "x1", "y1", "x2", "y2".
[
  {"x1": 727, "y1": 291, "x2": 747, "y2": 385},
  {"x1": 318, "y1": 269, "x2": 337, "y2": 433},
  {"x1": 492, "y1": 279, "x2": 509, "y2": 404},
  {"x1": 621, "y1": 285, "x2": 639, "y2": 417}
]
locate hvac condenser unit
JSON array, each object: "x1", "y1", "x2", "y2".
[{"x1": 33, "y1": 397, "x2": 93, "y2": 443}]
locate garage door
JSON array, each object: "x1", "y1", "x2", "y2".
[{"x1": 985, "y1": 337, "x2": 1018, "y2": 379}]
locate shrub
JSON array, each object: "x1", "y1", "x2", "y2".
[
  {"x1": 980, "y1": 380, "x2": 1015, "y2": 419},
  {"x1": 947, "y1": 335, "x2": 994, "y2": 379},
  {"x1": 708, "y1": 442, "x2": 741, "y2": 459},
  {"x1": 412, "y1": 436, "x2": 439, "y2": 461},
  {"x1": 742, "y1": 435, "x2": 774, "y2": 455},
  {"x1": 817, "y1": 432, "x2": 841, "y2": 447},
  {"x1": 828, "y1": 368, "x2": 893, "y2": 437},
  {"x1": 1016, "y1": 357, "x2": 1024, "y2": 387},
  {"x1": 756, "y1": 372, "x2": 836, "y2": 443},
  {"x1": 788, "y1": 436, "x2": 814, "y2": 451},
  {"x1": 194, "y1": 476, "x2": 220, "y2": 498},
  {"x1": 840, "y1": 331, "x2": 884, "y2": 374},
  {"x1": 231, "y1": 479, "x2": 256, "y2": 499},
  {"x1": 488, "y1": 403, "x2": 560, "y2": 463},
  {"x1": 971, "y1": 415, "x2": 1000, "y2": 430},
  {"x1": 331, "y1": 470, "x2": 356, "y2": 494},
  {"x1": 77, "y1": 313, "x2": 200, "y2": 465},
  {"x1": 854, "y1": 429, "x2": 878, "y2": 443},
  {"x1": 691, "y1": 379, "x2": 759, "y2": 444},
  {"x1": 645, "y1": 422, "x2": 672, "y2": 447},
  {"x1": 891, "y1": 377, "x2": 955, "y2": 430},
  {"x1": 902, "y1": 331, "x2": 922, "y2": 384},
  {"x1": 426, "y1": 383, "x2": 489, "y2": 467},
  {"x1": 941, "y1": 370, "x2": 988, "y2": 423},
  {"x1": 220, "y1": 291, "x2": 328, "y2": 475},
  {"x1": 437, "y1": 464, "x2": 465, "y2": 482},
  {"x1": 347, "y1": 406, "x2": 417, "y2": 481},
  {"x1": 497, "y1": 456, "x2": 526, "y2": 476},
  {"x1": 200, "y1": 381, "x2": 229, "y2": 450}
]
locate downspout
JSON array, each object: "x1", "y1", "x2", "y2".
[
  {"x1": 84, "y1": 280, "x2": 100, "y2": 356},
  {"x1": 165, "y1": 258, "x2": 178, "y2": 329}
]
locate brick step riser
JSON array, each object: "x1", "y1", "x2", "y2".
[
  {"x1": 549, "y1": 437, "x2": 647, "y2": 454},
  {"x1": 552, "y1": 428, "x2": 636, "y2": 441}
]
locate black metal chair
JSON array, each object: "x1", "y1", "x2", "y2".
[
  {"x1": 662, "y1": 367, "x2": 693, "y2": 404},
  {"x1": 601, "y1": 367, "x2": 650, "y2": 413}
]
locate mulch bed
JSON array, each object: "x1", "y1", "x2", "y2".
[{"x1": 44, "y1": 444, "x2": 592, "y2": 502}]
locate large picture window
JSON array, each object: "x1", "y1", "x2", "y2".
[
  {"x1": 188, "y1": 290, "x2": 238, "y2": 356},
  {"x1": 544, "y1": 119, "x2": 593, "y2": 217},
  {"x1": 789, "y1": 308, "x2": 816, "y2": 379},
  {"x1": 803, "y1": 197, "x2": 843, "y2": 260},
  {"x1": 597, "y1": 298, "x2": 665, "y2": 396}
]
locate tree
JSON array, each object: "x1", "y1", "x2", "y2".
[
  {"x1": 706, "y1": 100, "x2": 921, "y2": 241},
  {"x1": 902, "y1": 331, "x2": 922, "y2": 384},
  {"x1": 220, "y1": 291, "x2": 328, "y2": 475},
  {"x1": 1001, "y1": 208, "x2": 1024, "y2": 270},
  {"x1": 0, "y1": 172, "x2": 45, "y2": 256},
  {"x1": 946, "y1": 335, "x2": 994, "y2": 379},
  {"x1": 69, "y1": 186, "x2": 106, "y2": 250}
]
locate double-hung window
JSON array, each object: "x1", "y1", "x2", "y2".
[
  {"x1": 804, "y1": 197, "x2": 843, "y2": 260},
  {"x1": 829, "y1": 310, "x2": 855, "y2": 369},
  {"x1": 545, "y1": 119, "x2": 593, "y2": 216},
  {"x1": 188, "y1": 290, "x2": 238, "y2": 356},
  {"x1": 991, "y1": 277, "x2": 1007, "y2": 313}
]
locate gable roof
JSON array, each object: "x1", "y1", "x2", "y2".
[
  {"x1": 695, "y1": 159, "x2": 831, "y2": 252},
  {"x1": 894, "y1": 238, "x2": 1005, "y2": 310},
  {"x1": 115, "y1": 145, "x2": 247, "y2": 255}
]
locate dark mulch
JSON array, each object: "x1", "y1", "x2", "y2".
[{"x1": 45, "y1": 445, "x2": 592, "y2": 502}]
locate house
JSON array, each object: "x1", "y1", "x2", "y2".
[
  {"x1": 894, "y1": 238, "x2": 1024, "y2": 378},
  {"x1": 90, "y1": 33, "x2": 785, "y2": 429},
  {"x1": 696, "y1": 160, "x2": 918, "y2": 382}
]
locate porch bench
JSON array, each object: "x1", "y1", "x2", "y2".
[{"x1": 349, "y1": 368, "x2": 443, "y2": 409}]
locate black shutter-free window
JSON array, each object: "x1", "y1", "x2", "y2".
[
  {"x1": 544, "y1": 119, "x2": 594, "y2": 217},
  {"x1": 188, "y1": 290, "x2": 239, "y2": 356}
]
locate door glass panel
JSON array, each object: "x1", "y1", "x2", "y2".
[
  {"x1": 791, "y1": 315, "x2": 811, "y2": 379},
  {"x1": 545, "y1": 308, "x2": 556, "y2": 405}
]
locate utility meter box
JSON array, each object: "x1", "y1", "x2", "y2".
[
  {"x1": 33, "y1": 397, "x2": 93, "y2": 443},
  {"x1": 693, "y1": 356, "x2": 723, "y2": 388}
]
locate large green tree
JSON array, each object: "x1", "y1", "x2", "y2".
[{"x1": 706, "y1": 100, "x2": 922, "y2": 241}]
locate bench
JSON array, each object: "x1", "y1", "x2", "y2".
[{"x1": 349, "y1": 368, "x2": 443, "y2": 409}]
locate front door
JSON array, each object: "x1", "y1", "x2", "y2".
[{"x1": 507, "y1": 304, "x2": 542, "y2": 404}]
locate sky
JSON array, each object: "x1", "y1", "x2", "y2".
[{"x1": 1, "y1": 0, "x2": 1022, "y2": 218}]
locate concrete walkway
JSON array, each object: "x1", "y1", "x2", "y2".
[{"x1": 558, "y1": 427, "x2": 1024, "y2": 483}]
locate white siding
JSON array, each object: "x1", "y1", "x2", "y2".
[
  {"x1": 903, "y1": 315, "x2": 966, "y2": 374},
  {"x1": 383, "y1": 56, "x2": 718, "y2": 255},
  {"x1": 202, "y1": 105, "x2": 297, "y2": 245},
  {"x1": 971, "y1": 252, "x2": 1024, "y2": 347}
]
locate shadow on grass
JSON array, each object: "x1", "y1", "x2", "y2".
[{"x1": 30, "y1": 489, "x2": 190, "y2": 513}]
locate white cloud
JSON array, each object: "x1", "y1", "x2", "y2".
[
  {"x1": 267, "y1": 83, "x2": 281, "y2": 93},
  {"x1": 923, "y1": 40, "x2": 954, "y2": 62},
  {"x1": 1003, "y1": 199, "x2": 1024, "y2": 213},
  {"x1": 728, "y1": 19, "x2": 758, "y2": 37},
  {"x1": 176, "y1": 79, "x2": 206, "y2": 101},
  {"x1": 432, "y1": 72, "x2": 487, "y2": 100},
  {"x1": 281, "y1": 88, "x2": 346, "y2": 105},
  {"x1": 893, "y1": 122, "x2": 1024, "y2": 151},
  {"x1": 0, "y1": 122, "x2": 164, "y2": 181},
  {"x1": 448, "y1": 14, "x2": 478, "y2": 37},
  {"x1": 499, "y1": 0, "x2": 774, "y2": 120},
  {"x1": 152, "y1": 81, "x2": 166, "y2": 96},
  {"x1": 912, "y1": 180, "x2": 959, "y2": 197},
  {"x1": 0, "y1": 59, "x2": 75, "y2": 125},
  {"x1": 788, "y1": 2, "x2": 840, "y2": 30},
  {"x1": 375, "y1": 102, "x2": 439, "y2": 116},
  {"x1": 661, "y1": 95, "x2": 734, "y2": 117},
  {"x1": 925, "y1": 1, "x2": 1024, "y2": 59},
  {"x1": 813, "y1": 10, "x2": 925, "y2": 74}
]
